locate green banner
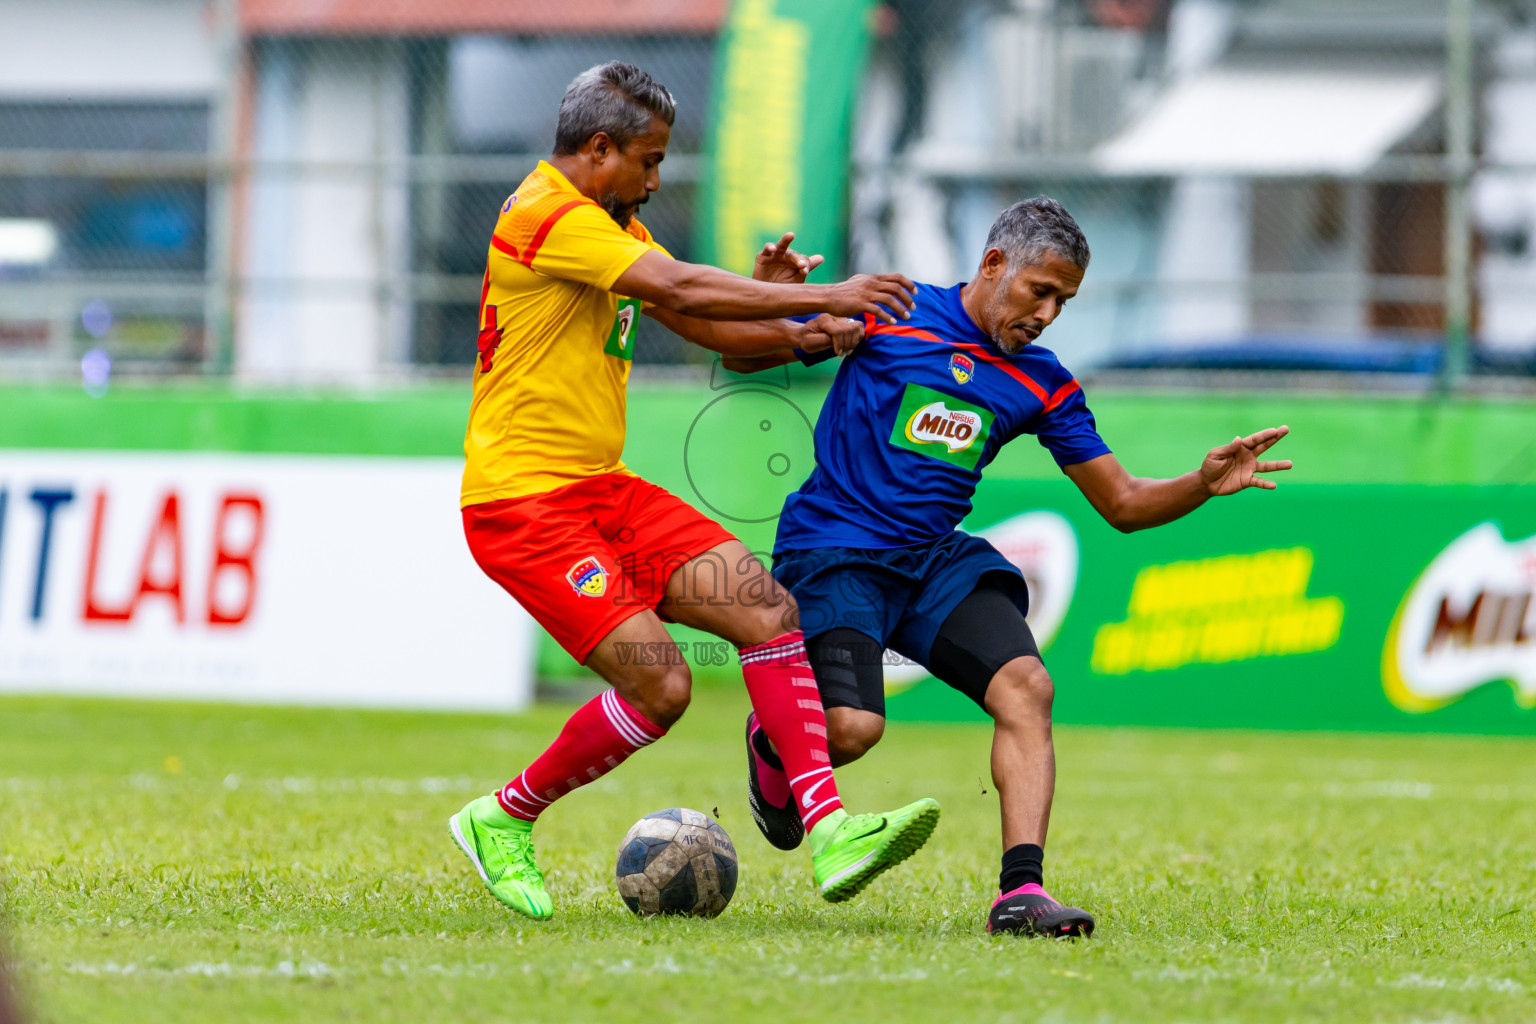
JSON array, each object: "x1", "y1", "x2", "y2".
[
  {"x1": 886, "y1": 481, "x2": 1536, "y2": 735},
  {"x1": 695, "y1": 0, "x2": 877, "y2": 277}
]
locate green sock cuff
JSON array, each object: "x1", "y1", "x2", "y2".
[{"x1": 807, "y1": 809, "x2": 848, "y2": 853}]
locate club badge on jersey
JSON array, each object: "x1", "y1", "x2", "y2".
[
  {"x1": 949, "y1": 352, "x2": 974, "y2": 384},
  {"x1": 566, "y1": 556, "x2": 609, "y2": 597}
]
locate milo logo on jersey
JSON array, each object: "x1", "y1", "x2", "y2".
[
  {"x1": 604, "y1": 297, "x2": 641, "y2": 361},
  {"x1": 888, "y1": 383, "x2": 993, "y2": 470},
  {"x1": 1383, "y1": 523, "x2": 1536, "y2": 712}
]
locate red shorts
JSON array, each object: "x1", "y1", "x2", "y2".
[{"x1": 463, "y1": 472, "x2": 735, "y2": 663}]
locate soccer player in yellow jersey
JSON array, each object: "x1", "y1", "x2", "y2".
[{"x1": 449, "y1": 61, "x2": 941, "y2": 919}]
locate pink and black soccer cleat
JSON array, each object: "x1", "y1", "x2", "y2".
[
  {"x1": 744, "y1": 712, "x2": 805, "y2": 851},
  {"x1": 986, "y1": 883, "x2": 1095, "y2": 938}
]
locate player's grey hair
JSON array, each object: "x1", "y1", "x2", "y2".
[
  {"x1": 983, "y1": 197, "x2": 1091, "y2": 272},
  {"x1": 553, "y1": 62, "x2": 676, "y2": 156}
]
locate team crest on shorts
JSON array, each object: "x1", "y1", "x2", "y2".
[
  {"x1": 949, "y1": 353, "x2": 974, "y2": 384},
  {"x1": 566, "y1": 556, "x2": 609, "y2": 597}
]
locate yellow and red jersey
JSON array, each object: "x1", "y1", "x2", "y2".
[{"x1": 461, "y1": 160, "x2": 671, "y2": 507}]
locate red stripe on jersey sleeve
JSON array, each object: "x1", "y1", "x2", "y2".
[
  {"x1": 867, "y1": 322, "x2": 946, "y2": 345},
  {"x1": 519, "y1": 198, "x2": 593, "y2": 267},
  {"x1": 866, "y1": 323, "x2": 1051, "y2": 405},
  {"x1": 1043, "y1": 379, "x2": 1081, "y2": 413},
  {"x1": 966, "y1": 344, "x2": 1049, "y2": 404},
  {"x1": 489, "y1": 234, "x2": 521, "y2": 260}
]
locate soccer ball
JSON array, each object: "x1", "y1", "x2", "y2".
[{"x1": 615, "y1": 808, "x2": 738, "y2": 917}]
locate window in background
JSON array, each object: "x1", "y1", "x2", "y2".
[{"x1": 0, "y1": 101, "x2": 208, "y2": 366}]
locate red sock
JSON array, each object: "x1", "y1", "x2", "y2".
[
  {"x1": 739, "y1": 630, "x2": 844, "y2": 833},
  {"x1": 496, "y1": 688, "x2": 666, "y2": 822}
]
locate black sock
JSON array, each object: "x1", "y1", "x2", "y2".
[
  {"x1": 999, "y1": 843, "x2": 1044, "y2": 893},
  {"x1": 750, "y1": 721, "x2": 783, "y2": 770}
]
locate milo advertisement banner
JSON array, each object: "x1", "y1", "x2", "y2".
[{"x1": 886, "y1": 481, "x2": 1536, "y2": 735}]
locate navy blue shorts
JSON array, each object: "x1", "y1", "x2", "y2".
[{"x1": 771, "y1": 531, "x2": 1029, "y2": 668}]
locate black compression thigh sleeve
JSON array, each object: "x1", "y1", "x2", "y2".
[
  {"x1": 805, "y1": 628, "x2": 888, "y2": 717},
  {"x1": 927, "y1": 580, "x2": 1042, "y2": 709}
]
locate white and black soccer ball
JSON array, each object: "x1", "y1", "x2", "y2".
[{"x1": 615, "y1": 808, "x2": 738, "y2": 917}]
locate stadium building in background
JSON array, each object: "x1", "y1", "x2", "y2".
[{"x1": 1, "y1": 0, "x2": 1535, "y2": 383}]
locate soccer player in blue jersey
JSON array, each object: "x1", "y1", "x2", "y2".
[{"x1": 728, "y1": 198, "x2": 1292, "y2": 937}]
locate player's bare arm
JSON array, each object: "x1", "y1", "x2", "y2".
[
  {"x1": 1062, "y1": 426, "x2": 1293, "y2": 533},
  {"x1": 643, "y1": 307, "x2": 861, "y2": 359},
  {"x1": 614, "y1": 249, "x2": 915, "y2": 324}
]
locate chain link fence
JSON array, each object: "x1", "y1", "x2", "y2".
[{"x1": 1, "y1": 0, "x2": 1534, "y2": 385}]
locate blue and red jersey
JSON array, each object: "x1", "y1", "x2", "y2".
[{"x1": 774, "y1": 281, "x2": 1110, "y2": 553}]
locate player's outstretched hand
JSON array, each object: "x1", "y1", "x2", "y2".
[
  {"x1": 1200, "y1": 425, "x2": 1293, "y2": 495},
  {"x1": 754, "y1": 231, "x2": 825, "y2": 284},
  {"x1": 826, "y1": 273, "x2": 916, "y2": 324},
  {"x1": 799, "y1": 313, "x2": 865, "y2": 357}
]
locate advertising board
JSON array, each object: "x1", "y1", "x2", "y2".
[
  {"x1": 3, "y1": 383, "x2": 1532, "y2": 732},
  {"x1": 0, "y1": 451, "x2": 534, "y2": 710},
  {"x1": 886, "y1": 481, "x2": 1536, "y2": 734}
]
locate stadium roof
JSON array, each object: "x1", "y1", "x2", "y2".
[
  {"x1": 239, "y1": 0, "x2": 726, "y2": 35},
  {"x1": 1094, "y1": 68, "x2": 1441, "y2": 176}
]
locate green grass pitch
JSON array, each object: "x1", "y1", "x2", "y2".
[{"x1": 2, "y1": 686, "x2": 1533, "y2": 1023}]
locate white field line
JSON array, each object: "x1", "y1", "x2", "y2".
[
  {"x1": 1384, "y1": 973, "x2": 1527, "y2": 994},
  {"x1": 45, "y1": 960, "x2": 337, "y2": 979},
  {"x1": 1315, "y1": 780, "x2": 1436, "y2": 799},
  {"x1": 23, "y1": 958, "x2": 1531, "y2": 993},
  {"x1": 1067, "y1": 779, "x2": 1536, "y2": 802},
  {"x1": 6, "y1": 775, "x2": 1536, "y2": 803},
  {"x1": 0, "y1": 775, "x2": 499, "y2": 796},
  {"x1": 32, "y1": 959, "x2": 945, "y2": 985},
  {"x1": 29, "y1": 957, "x2": 690, "y2": 980},
  {"x1": 1137, "y1": 966, "x2": 1527, "y2": 994}
]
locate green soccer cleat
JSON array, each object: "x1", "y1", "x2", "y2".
[
  {"x1": 448, "y1": 795, "x2": 553, "y2": 920},
  {"x1": 809, "y1": 799, "x2": 941, "y2": 903}
]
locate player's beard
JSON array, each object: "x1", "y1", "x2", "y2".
[
  {"x1": 993, "y1": 331, "x2": 1026, "y2": 356},
  {"x1": 983, "y1": 287, "x2": 1034, "y2": 355},
  {"x1": 600, "y1": 190, "x2": 647, "y2": 228}
]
